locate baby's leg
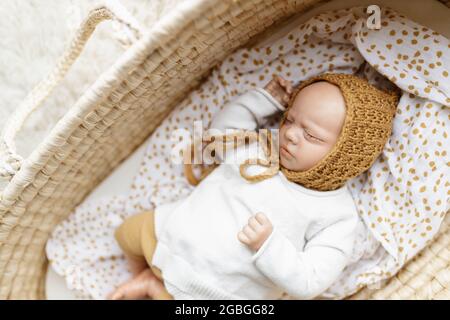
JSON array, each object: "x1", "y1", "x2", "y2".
[
  {"x1": 109, "y1": 210, "x2": 173, "y2": 299},
  {"x1": 123, "y1": 252, "x2": 148, "y2": 277},
  {"x1": 113, "y1": 212, "x2": 151, "y2": 276}
]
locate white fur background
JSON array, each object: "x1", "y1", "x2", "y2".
[{"x1": 0, "y1": 0, "x2": 183, "y2": 156}]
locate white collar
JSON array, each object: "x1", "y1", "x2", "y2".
[{"x1": 278, "y1": 171, "x2": 348, "y2": 197}]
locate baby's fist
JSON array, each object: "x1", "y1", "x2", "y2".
[{"x1": 237, "y1": 213, "x2": 273, "y2": 252}]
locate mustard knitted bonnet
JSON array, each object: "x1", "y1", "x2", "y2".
[{"x1": 275, "y1": 72, "x2": 400, "y2": 191}]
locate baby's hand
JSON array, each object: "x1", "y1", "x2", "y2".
[
  {"x1": 264, "y1": 75, "x2": 293, "y2": 108},
  {"x1": 237, "y1": 213, "x2": 273, "y2": 252}
]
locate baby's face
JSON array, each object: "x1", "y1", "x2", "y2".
[{"x1": 279, "y1": 81, "x2": 346, "y2": 171}]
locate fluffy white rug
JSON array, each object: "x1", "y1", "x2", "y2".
[{"x1": 0, "y1": 0, "x2": 183, "y2": 156}]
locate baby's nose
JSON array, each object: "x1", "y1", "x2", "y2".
[{"x1": 285, "y1": 128, "x2": 299, "y2": 144}]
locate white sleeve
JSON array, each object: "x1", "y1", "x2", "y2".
[
  {"x1": 252, "y1": 217, "x2": 357, "y2": 300},
  {"x1": 209, "y1": 88, "x2": 286, "y2": 132}
]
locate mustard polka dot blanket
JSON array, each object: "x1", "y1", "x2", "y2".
[{"x1": 46, "y1": 6, "x2": 449, "y2": 299}]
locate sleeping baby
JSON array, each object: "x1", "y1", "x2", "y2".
[{"x1": 107, "y1": 72, "x2": 399, "y2": 300}]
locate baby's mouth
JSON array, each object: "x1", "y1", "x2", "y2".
[{"x1": 280, "y1": 145, "x2": 293, "y2": 158}]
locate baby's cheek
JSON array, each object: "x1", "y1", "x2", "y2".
[
  {"x1": 283, "y1": 147, "x2": 303, "y2": 170},
  {"x1": 309, "y1": 144, "x2": 333, "y2": 166},
  {"x1": 290, "y1": 149, "x2": 301, "y2": 163},
  {"x1": 294, "y1": 145, "x2": 322, "y2": 171}
]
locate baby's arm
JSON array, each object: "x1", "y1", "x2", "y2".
[
  {"x1": 251, "y1": 217, "x2": 357, "y2": 300},
  {"x1": 209, "y1": 76, "x2": 289, "y2": 132}
]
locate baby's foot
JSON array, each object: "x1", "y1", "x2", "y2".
[{"x1": 107, "y1": 268, "x2": 170, "y2": 300}]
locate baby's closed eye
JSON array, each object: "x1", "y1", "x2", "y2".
[
  {"x1": 285, "y1": 122, "x2": 318, "y2": 141},
  {"x1": 303, "y1": 129, "x2": 322, "y2": 142}
]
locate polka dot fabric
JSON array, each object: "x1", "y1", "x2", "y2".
[{"x1": 46, "y1": 6, "x2": 449, "y2": 299}]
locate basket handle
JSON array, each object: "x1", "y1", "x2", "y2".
[{"x1": 0, "y1": 2, "x2": 144, "y2": 189}]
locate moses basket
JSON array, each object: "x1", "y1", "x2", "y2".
[{"x1": 0, "y1": 0, "x2": 449, "y2": 300}]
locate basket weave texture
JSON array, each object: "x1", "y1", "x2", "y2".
[{"x1": 0, "y1": 0, "x2": 448, "y2": 299}]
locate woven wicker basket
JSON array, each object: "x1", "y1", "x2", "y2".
[{"x1": 0, "y1": 0, "x2": 448, "y2": 300}]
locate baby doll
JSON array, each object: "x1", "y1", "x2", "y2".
[{"x1": 107, "y1": 73, "x2": 399, "y2": 300}]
